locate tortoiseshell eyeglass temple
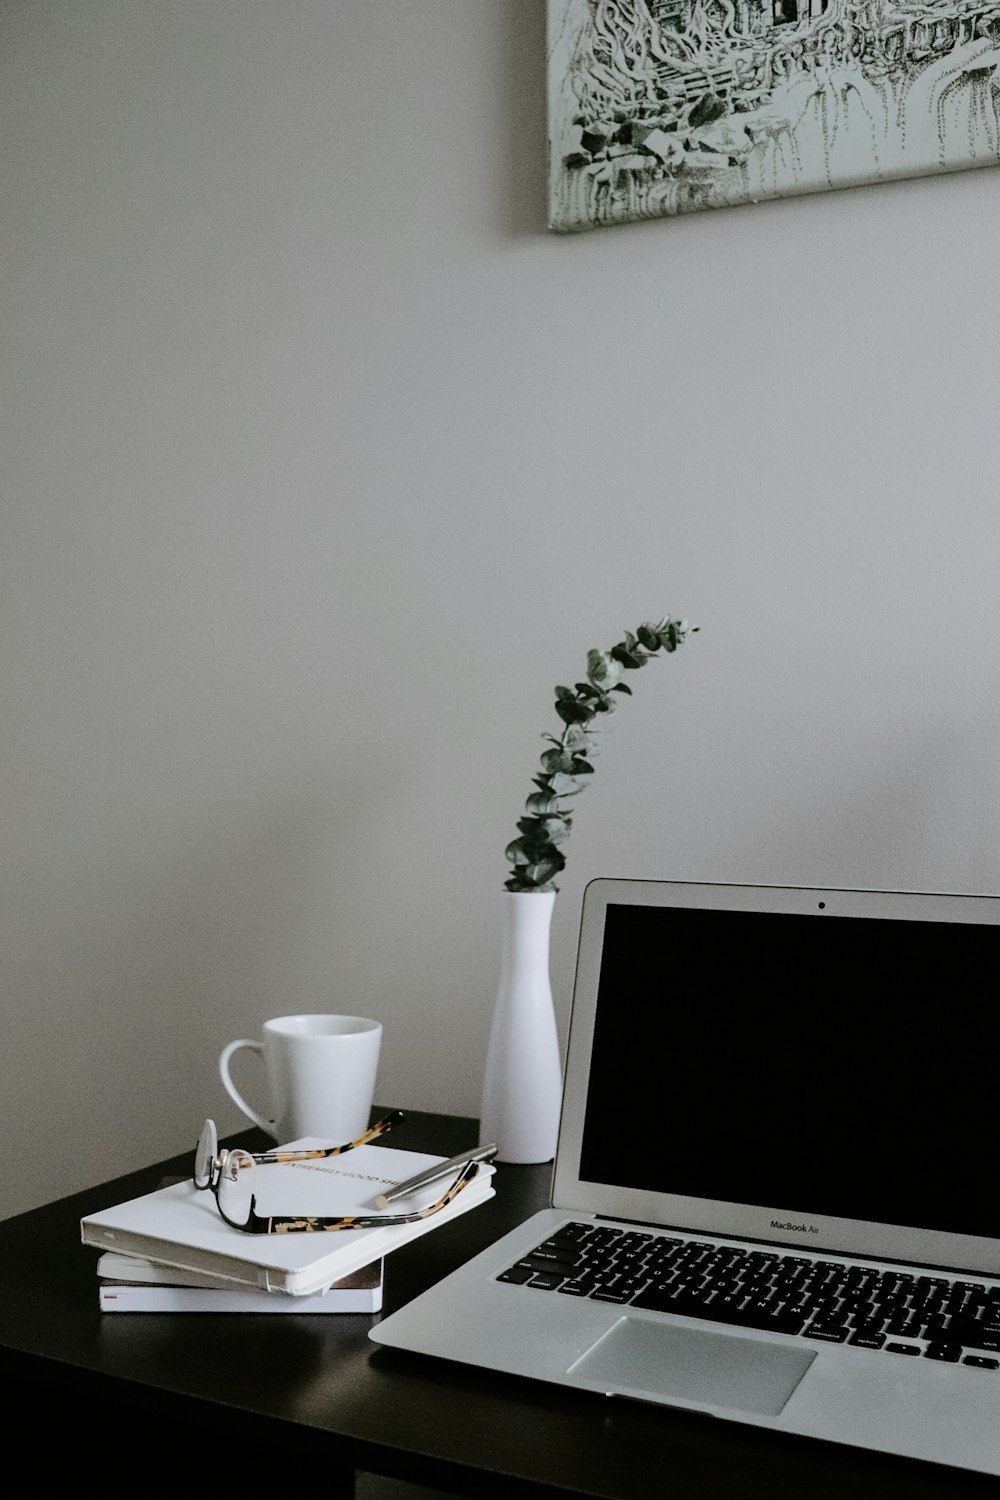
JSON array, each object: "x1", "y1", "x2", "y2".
[{"x1": 250, "y1": 1109, "x2": 405, "y2": 1166}]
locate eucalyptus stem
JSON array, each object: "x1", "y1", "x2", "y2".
[{"x1": 504, "y1": 615, "x2": 699, "y2": 892}]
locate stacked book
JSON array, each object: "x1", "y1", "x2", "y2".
[
  {"x1": 82, "y1": 1134, "x2": 496, "y2": 1314},
  {"x1": 96, "y1": 1251, "x2": 385, "y2": 1313}
]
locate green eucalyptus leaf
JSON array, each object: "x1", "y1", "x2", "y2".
[
  {"x1": 555, "y1": 697, "x2": 594, "y2": 725},
  {"x1": 516, "y1": 815, "x2": 545, "y2": 835},
  {"x1": 586, "y1": 648, "x2": 625, "y2": 689},
  {"x1": 525, "y1": 791, "x2": 559, "y2": 815},
  {"x1": 541, "y1": 747, "x2": 574, "y2": 773},
  {"x1": 549, "y1": 772, "x2": 584, "y2": 796},
  {"x1": 525, "y1": 857, "x2": 564, "y2": 885}
]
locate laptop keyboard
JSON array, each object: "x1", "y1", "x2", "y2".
[{"x1": 496, "y1": 1222, "x2": 1000, "y2": 1370}]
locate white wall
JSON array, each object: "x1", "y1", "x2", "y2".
[{"x1": 3, "y1": 0, "x2": 999, "y2": 1219}]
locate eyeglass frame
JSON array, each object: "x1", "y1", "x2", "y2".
[{"x1": 194, "y1": 1111, "x2": 483, "y2": 1234}]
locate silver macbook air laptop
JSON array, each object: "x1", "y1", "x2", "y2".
[{"x1": 370, "y1": 877, "x2": 1000, "y2": 1476}]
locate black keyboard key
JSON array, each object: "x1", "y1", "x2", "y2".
[
  {"x1": 711, "y1": 1292, "x2": 753, "y2": 1317},
  {"x1": 849, "y1": 1326, "x2": 889, "y2": 1345},
  {"x1": 886, "y1": 1315, "x2": 923, "y2": 1336},
  {"x1": 924, "y1": 1342, "x2": 962, "y2": 1363},
  {"x1": 964, "y1": 1356, "x2": 1000, "y2": 1369},
  {"x1": 925, "y1": 1317, "x2": 1000, "y2": 1352},
  {"x1": 527, "y1": 1271, "x2": 566, "y2": 1291},
  {"x1": 514, "y1": 1254, "x2": 582, "y2": 1276},
  {"x1": 523, "y1": 1247, "x2": 583, "y2": 1268},
  {"x1": 804, "y1": 1323, "x2": 850, "y2": 1343},
  {"x1": 538, "y1": 1234, "x2": 588, "y2": 1253},
  {"x1": 604, "y1": 1275, "x2": 648, "y2": 1294},
  {"x1": 497, "y1": 1265, "x2": 534, "y2": 1284},
  {"x1": 966, "y1": 1318, "x2": 1000, "y2": 1339},
  {"x1": 849, "y1": 1332, "x2": 886, "y2": 1349},
  {"x1": 885, "y1": 1342, "x2": 921, "y2": 1356},
  {"x1": 557, "y1": 1223, "x2": 595, "y2": 1241}
]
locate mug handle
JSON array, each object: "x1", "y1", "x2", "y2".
[{"x1": 219, "y1": 1039, "x2": 276, "y2": 1133}]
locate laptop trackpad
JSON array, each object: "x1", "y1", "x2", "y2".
[{"x1": 570, "y1": 1317, "x2": 816, "y2": 1416}]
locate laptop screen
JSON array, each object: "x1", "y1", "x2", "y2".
[
  {"x1": 555, "y1": 879, "x2": 1000, "y2": 1271},
  {"x1": 579, "y1": 901, "x2": 995, "y2": 1240}
]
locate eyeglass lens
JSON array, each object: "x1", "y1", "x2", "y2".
[
  {"x1": 217, "y1": 1147, "x2": 256, "y2": 1227},
  {"x1": 194, "y1": 1119, "x2": 218, "y2": 1190}
]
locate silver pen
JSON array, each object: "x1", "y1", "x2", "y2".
[{"x1": 373, "y1": 1142, "x2": 498, "y2": 1208}]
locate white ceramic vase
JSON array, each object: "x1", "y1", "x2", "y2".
[{"x1": 479, "y1": 889, "x2": 563, "y2": 1164}]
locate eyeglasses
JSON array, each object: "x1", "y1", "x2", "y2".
[{"x1": 193, "y1": 1111, "x2": 483, "y2": 1234}]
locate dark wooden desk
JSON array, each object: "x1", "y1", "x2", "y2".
[{"x1": 1, "y1": 1109, "x2": 996, "y2": 1499}]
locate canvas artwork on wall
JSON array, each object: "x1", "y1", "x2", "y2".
[{"x1": 547, "y1": 0, "x2": 1000, "y2": 230}]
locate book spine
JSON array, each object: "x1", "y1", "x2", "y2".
[
  {"x1": 98, "y1": 1284, "x2": 383, "y2": 1313},
  {"x1": 95, "y1": 1252, "x2": 384, "y2": 1293}
]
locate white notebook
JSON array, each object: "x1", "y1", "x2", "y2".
[
  {"x1": 95, "y1": 1251, "x2": 384, "y2": 1312},
  {"x1": 82, "y1": 1138, "x2": 495, "y2": 1296}
]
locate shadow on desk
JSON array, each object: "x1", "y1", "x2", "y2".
[{"x1": 1, "y1": 1380, "x2": 446, "y2": 1498}]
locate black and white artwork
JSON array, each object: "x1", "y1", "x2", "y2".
[{"x1": 547, "y1": 0, "x2": 1000, "y2": 229}]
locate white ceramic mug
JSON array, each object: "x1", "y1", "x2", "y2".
[{"x1": 219, "y1": 1013, "x2": 383, "y2": 1143}]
